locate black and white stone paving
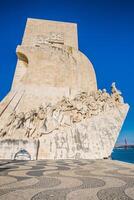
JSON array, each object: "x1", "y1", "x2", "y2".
[{"x1": 0, "y1": 159, "x2": 133, "y2": 199}]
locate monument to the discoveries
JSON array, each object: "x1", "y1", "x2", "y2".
[{"x1": 0, "y1": 18, "x2": 129, "y2": 160}]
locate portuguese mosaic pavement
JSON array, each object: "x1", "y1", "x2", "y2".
[{"x1": 0, "y1": 159, "x2": 133, "y2": 199}]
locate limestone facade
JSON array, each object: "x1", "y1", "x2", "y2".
[{"x1": 0, "y1": 18, "x2": 129, "y2": 160}]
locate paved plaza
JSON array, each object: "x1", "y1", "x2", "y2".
[{"x1": 0, "y1": 159, "x2": 133, "y2": 199}]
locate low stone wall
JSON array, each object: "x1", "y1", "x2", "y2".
[{"x1": 0, "y1": 139, "x2": 39, "y2": 160}]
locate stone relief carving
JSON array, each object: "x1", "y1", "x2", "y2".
[
  {"x1": 35, "y1": 32, "x2": 64, "y2": 46},
  {"x1": 0, "y1": 83, "x2": 124, "y2": 139}
]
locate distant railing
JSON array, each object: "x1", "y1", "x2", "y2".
[{"x1": 114, "y1": 144, "x2": 134, "y2": 149}]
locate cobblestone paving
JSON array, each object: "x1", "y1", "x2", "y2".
[{"x1": 0, "y1": 159, "x2": 133, "y2": 200}]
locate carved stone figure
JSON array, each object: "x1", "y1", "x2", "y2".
[
  {"x1": 37, "y1": 105, "x2": 46, "y2": 120},
  {"x1": 0, "y1": 111, "x2": 17, "y2": 137},
  {"x1": 0, "y1": 127, "x2": 8, "y2": 137},
  {"x1": 71, "y1": 109, "x2": 82, "y2": 123},
  {"x1": 100, "y1": 89, "x2": 110, "y2": 102},
  {"x1": 15, "y1": 112, "x2": 25, "y2": 129},
  {"x1": 111, "y1": 82, "x2": 121, "y2": 94},
  {"x1": 87, "y1": 95, "x2": 99, "y2": 116},
  {"x1": 111, "y1": 82, "x2": 124, "y2": 104},
  {"x1": 6, "y1": 111, "x2": 16, "y2": 127},
  {"x1": 25, "y1": 109, "x2": 37, "y2": 137}
]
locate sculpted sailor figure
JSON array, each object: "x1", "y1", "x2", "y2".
[
  {"x1": 40, "y1": 103, "x2": 55, "y2": 135},
  {"x1": 37, "y1": 103, "x2": 59, "y2": 136},
  {"x1": 24, "y1": 111, "x2": 31, "y2": 137},
  {"x1": 100, "y1": 89, "x2": 110, "y2": 112},
  {"x1": 100, "y1": 89, "x2": 110, "y2": 102},
  {"x1": 71, "y1": 109, "x2": 82, "y2": 124},
  {"x1": 111, "y1": 82, "x2": 124, "y2": 104},
  {"x1": 7, "y1": 111, "x2": 16, "y2": 127},
  {"x1": 111, "y1": 82, "x2": 120, "y2": 94},
  {"x1": 95, "y1": 89, "x2": 102, "y2": 101},
  {"x1": 36, "y1": 105, "x2": 46, "y2": 136},
  {"x1": 3, "y1": 111, "x2": 25, "y2": 137},
  {"x1": 52, "y1": 103, "x2": 63, "y2": 124},
  {"x1": 25, "y1": 109, "x2": 37, "y2": 137},
  {"x1": 52, "y1": 97, "x2": 67, "y2": 125},
  {"x1": 37, "y1": 105, "x2": 46, "y2": 120},
  {"x1": 87, "y1": 93, "x2": 99, "y2": 116},
  {"x1": 15, "y1": 112, "x2": 25, "y2": 129},
  {"x1": 0, "y1": 110, "x2": 16, "y2": 137},
  {"x1": 7, "y1": 110, "x2": 17, "y2": 136},
  {"x1": 5, "y1": 112, "x2": 25, "y2": 136}
]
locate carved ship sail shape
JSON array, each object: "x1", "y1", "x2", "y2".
[{"x1": 0, "y1": 18, "x2": 129, "y2": 160}]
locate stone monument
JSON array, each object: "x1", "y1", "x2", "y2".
[{"x1": 0, "y1": 18, "x2": 129, "y2": 160}]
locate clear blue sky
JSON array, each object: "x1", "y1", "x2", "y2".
[{"x1": 0, "y1": 0, "x2": 133, "y2": 144}]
